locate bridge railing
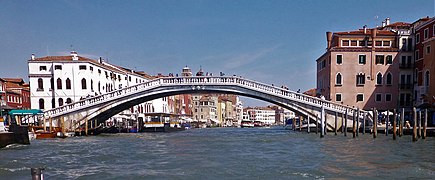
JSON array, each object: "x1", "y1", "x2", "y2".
[
  {"x1": 45, "y1": 76, "x2": 368, "y2": 120},
  {"x1": 160, "y1": 76, "x2": 367, "y2": 118}
]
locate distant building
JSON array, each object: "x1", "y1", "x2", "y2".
[
  {"x1": 244, "y1": 106, "x2": 276, "y2": 125},
  {"x1": 192, "y1": 94, "x2": 218, "y2": 124},
  {"x1": 190, "y1": 66, "x2": 243, "y2": 126},
  {"x1": 0, "y1": 78, "x2": 31, "y2": 114}
]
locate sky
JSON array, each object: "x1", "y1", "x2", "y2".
[{"x1": 1, "y1": 0, "x2": 434, "y2": 106}]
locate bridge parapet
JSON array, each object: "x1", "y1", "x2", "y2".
[{"x1": 45, "y1": 76, "x2": 369, "y2": 120}]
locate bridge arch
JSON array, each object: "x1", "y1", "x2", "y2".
[{"x1": 44, "y1": 77, "x2": 370, "y2": 130}]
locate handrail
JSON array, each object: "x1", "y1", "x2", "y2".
[{"x1": 44, "y1": 76, "x2": 369, "y2": 120}]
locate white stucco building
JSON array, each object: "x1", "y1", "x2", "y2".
[{"x1": 28, "y1": 51, "x2": 169, "y2": 123}]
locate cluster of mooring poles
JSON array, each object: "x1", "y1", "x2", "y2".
[{"x1": 291, "y1": 107, "x2": 429, "y2": 141}]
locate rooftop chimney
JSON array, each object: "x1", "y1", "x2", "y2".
[
  {"x1": 99, "y1": 57, "x2": 103, "y2": 63},
  {"x1": 71, "y1": 51, "x2": 78, "y2": 61},
  {"x1": 326, "y1": 32, "x2": 333, "y2": 49},
  {"x1": 363, "y1": 25, "x2": 367, "y2": 34},
  {"x1": 382, "y1": 21, "x2": 386, "y2": 27},
  {"x1": 386, "y1": 17, "x2": 390, "y2": 25},
  {"x1": 31, "y1": 53, "x2": 35, "y2": 60}
]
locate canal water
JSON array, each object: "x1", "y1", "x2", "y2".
[{"x1": 0, "y1": 127, "x2": 434, "y2": 179}]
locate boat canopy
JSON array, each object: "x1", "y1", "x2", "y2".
[{"x1": 8, "y1": 109, "x2": 44, "y2": 115}]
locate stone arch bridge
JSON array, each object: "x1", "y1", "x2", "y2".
[{"x1": 43, "y1": 76, "x2": 372, "y2": 132}]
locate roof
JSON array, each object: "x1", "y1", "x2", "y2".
[
  {"x1": 377, "y1": 22, "x2": 411, "y2": 29},
  {"x1": 32, "y1": 55, "x2": 95, "y2": 62},
  {"x1": 0, "y1": 78, "x2": 25, "y2": 84},
  {"x1": 8, "y1": 109, "x2": 43, "y2": 115},
  {"x1": 330, "y1": 47, "x2": 399, "y2": 52},
  {"x1": 30, "y1": 54, "x2": 153, "y2": 79},
  {"x1": 334, "y1": 29, "x2": 396, "y2": 36}
]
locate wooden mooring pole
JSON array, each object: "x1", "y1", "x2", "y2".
[
  {"x1": 385, "y1": 110, "x2": 389, "y2": 136},
  {"x1": 307, "y1": 116, "x2": 310, "y2": 133},
  {"x1": 412, "y1": 107, "x2": 417, "y2": 142},
  {"x1": 399, "y1": 108, "x2": 404, "y2": 137},
  {"x1": 320, "y1": 105, "x2": 325, "y2": 138},
  {"x1": 344, "y1": 109, "x2": 348, "y2": 137},
  {"x1": 356, "y1": 108, "x2": 360, "y2": 136},
  {"x1": 316, "y1": 116, "x2": 318, "y2": 134},
  {"x1": 334, "y1": 112, "x2": 338, "y2": 135},
  {"x1": 299, "y1": 116, "x2": 302, "y2": 132},
  {"x1": 85, "y1": 119, "x2": 89, "y2": 136},
  {"x1": 352, "y1": 109, "x2": 356, "y2": 138},
  {"x1": 341, "y1": 111, "x2": 345, "y2": 133},
  {"x1": 49, "y1": 117, "x2": 53, "y2": 133},
  {"x1": 292, "y1": 118, "x2": 296, "y2": 131},
  {"x1": 423, "y1": 109, "x2": 427, "y2": 139},
  {"x1": 373, "y1": 108, "x2": 377, "y2": 138},
  {"x1": 393, "y1": 109, "x2": 397, "y2": 140},
  {"x1": 362, "y1": 112, "x2": 366, "y2": 134},
  {"x1": 418, "y1": 110, "x2": 422, "y2": 139}
]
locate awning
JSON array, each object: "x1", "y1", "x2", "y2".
[{"x1": 8, "y1": 109, "x2": 44, "y2": 115}]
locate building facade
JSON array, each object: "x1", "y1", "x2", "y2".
[
  {"x1": 413, "y1": 16, "x2": 434, "y2": 107},
  {"x1": 28, "y1": 51, "x2": 170, "y2": 124},
  {"x1": 317, "y1": 18, "x2": 410, "y2": 111},
  {"x1": 0, "y1": 78, "x2": 31, "y2": 116}
]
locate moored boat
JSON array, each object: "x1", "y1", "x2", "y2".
[{"x1": 240, "y1": 120, "x2": 254, "y2": 128}]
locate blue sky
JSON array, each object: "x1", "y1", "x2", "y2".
[{"x1": 1, "y1": 0, "x2": 434, "y2": 106}]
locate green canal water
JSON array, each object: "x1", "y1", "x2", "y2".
[{"x1": 0, "y1": 127, "x2": 434, "y2": 179}]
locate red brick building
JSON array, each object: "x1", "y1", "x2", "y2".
[{"x1": 0, "y1": 78, "x2": 31, "y2": 115}]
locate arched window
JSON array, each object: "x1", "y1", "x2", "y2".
[
  {"x1": 50, "y1": 78, "x2": 54, "y2": 90},
  {"x1": 57, "y1": 78, "x2": 62, "y2": 89},
  {"x1": 66, "y1": 98, "x2": 72, "y2": 104},
  {"x1": 38, "y1": 99, "x2": 44, "y2": 109},
  {"x1": 386, "y1": 72, "x2": 392, "y2": 85},
  {"x1": 37, "y1": 78, "x2": 44, "y2": 90},
  {"x1": 81, "y1": 78, "x2": 87, "y2": 89},
  {"x1": 51, "y1": 98, "x2": 55, "y2": 108},
  {"x1": 91, "y1": 80, "x2": 94, "y2": 91},
  {"x1": 336, "y1": 73, "x2": 342, "y2": 85},
  {"x1": 66, "y1": 78, "x2": 71, "y2": 89},
  {"x1": 58, "y1": 98, "x2": 64, "y2": 106},
  {"x1": 425, "y1": 71, "x2": 430, "y2": 87},
  {"x1": 98, "y1": 82, "x2": 101, "y2": 92},
  {"x1": 376, "y1": 72, "x2": 383, "y2": 85}
]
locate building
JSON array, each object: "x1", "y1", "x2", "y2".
[
  {"x1": 316, "y1": 18, "x2": 410, "y2": 111},
  {"x1": 244, "y1": 106, "x2": 276, "y2": 125},
  {"x1": 27, "y1": 51, "x2": 170, "y2": 125},
  {"x1": 413, "y1": 16, "x2": 434, "y2": 107},
  {"x1": 0, "y1": 78, "x2": 31, "y2": 115},
  {"x1": 189, "y1": 66, "x2": 243, "y2": 126},
  {"x1": 217, "y1": 95, "x2": 242, "y2": 126},
  {"x1": 192, "y1": 94, "x2": 218, "y2": 124},
  {"x1": 268, "y1": 105, "x2": 295, "y2": 125}
]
